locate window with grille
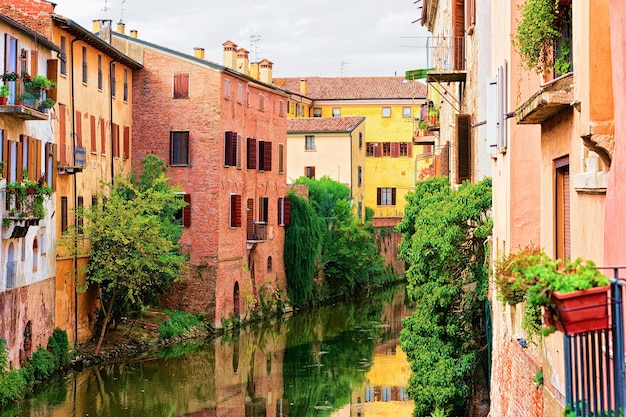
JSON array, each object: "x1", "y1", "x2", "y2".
[{"x1": 170, "y1": 131, "x2": 189, "y2": 166}]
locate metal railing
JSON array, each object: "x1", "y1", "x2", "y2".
[
  {"x1": 247, "y1": 222, "x2": 267, "y2": 241},
  {"x1": 564, "y1": 267, "x2": 626, "y2": 416},
  {"x1": 424, "y1": 35, "x2": 466, "y2": 72}
]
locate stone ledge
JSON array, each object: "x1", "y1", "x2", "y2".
[
  {"x1": 516, "y1": 73, "x2": 574, "y2": 125},
  {"x1": 573, "y1": 171, "x2": 608, "y2": 194}
]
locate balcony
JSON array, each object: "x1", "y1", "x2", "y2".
[
  {"x1": 515, "y1": 72, "x2": 574, "y2": 125},
  {"x1": 58, "y1": 146, "x2": 86, "y2": 175},
  {"x1": 0, "y1": 104, "x2": 48, "y2": 121},
  {"x1": 425, "y1": 35, "x2": 466, "y2": 84}
]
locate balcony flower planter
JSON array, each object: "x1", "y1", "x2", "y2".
[{"x1": 550, "y1": 285, "x2": 610, "y2": 335}]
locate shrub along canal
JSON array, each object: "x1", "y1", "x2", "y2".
[{"x1": 6, "y1": 284, "x2": 414, "y2": 417}]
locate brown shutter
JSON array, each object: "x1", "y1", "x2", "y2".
[
  {"x1": 453, "y1": 0, "x2": 465, "y2": 70},
  {"x1": 284, "y1": 197, "x2": 291, "y2": 225},
  {"x1": 100, "y1": 118, "x2": 106, "y2": 155},
  {"x1": 408, "y1": 143, "x2": 413, "y2": 157},
  {"x1": 456, "y1": 114, "x2": 471, "y2": 184},
  {"x1": 46, "y1": 59, "x2": 58, "y2": 101},
  {"x1": 90, "y1": 115, "x2": 97, "y2": 153},
  {"x1": 112, "y1": 123, "x2": 120, "y2": 157},
  {"x1": 246, "y1": 198, "x2": 254, "y2": 239},
  {"x1": 377, "y1": 188, "x2": 382, "y2": 205},
  {"x1": 391, "y1": 142, "x2": 399, "y2": 158},
  {"x1": 374, "y1": 142, "x2": 382, "y2": 157},
  {"x1": 173, "y1": 73, "x2": 189, "y2": 98},
  {"x1": 264, "y1": 141, "x2": 272, "y2": 171},
  {"x1": 391, "y1": 188, "x2": 397, "y2": 205},
  {"x1": 235, "y1": 195, "x2": 242, "y2": 227},
  {"x1": 59, "y1": 105, "x2": 67, "y2": 164},
  {"x1": 1, "y1": 134, "x2": 7, "y2": 179},
  {"x1": 28, "y1": 136, "x2": 37, "y2": 180},
  {"x1": 17, "y1": 135, "x2": 24, "y2": 181},
  {"x1": 75, "y1": 111, "x2": 83, "y2": 146},
  {"x1": 51, "y1": 143, "x2": 57, "y2": 190},
  {"x1": 123, "y1": 126, "x2": 130, "y2": 159},
  {"x1": 31, "y1": 50, "x2": 39, "y2": 76},
  {"x1": 224, "y1": 131, "x2": 233, "y2": 166},
  {"x1": 247, "y1": 138, "x2": 257, "y2": 169},
  {"x1": 182, "y1": 193, "x2": 191, "y2": 227}
]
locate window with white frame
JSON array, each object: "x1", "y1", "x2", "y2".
[{"x1": 305, "y1": 135, "x2": 315, "y2": 150}]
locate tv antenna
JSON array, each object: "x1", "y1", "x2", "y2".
[
  {"x1": 250, "y1": 34, "x2": 261, "y2": 62},
  {"x1": 119, "y1": 0, "x2": 126, "y2": 23},
  {"x1": 341, "y1": 60, "x2": 349, "y2": 76},
  {"x1": 102, "y1": 0, "x2": 110, "y2": 18}
]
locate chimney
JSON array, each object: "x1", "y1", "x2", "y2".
[
  {"x1": 194, "y1": 47, "x2": 205, "y2": 60},
  {"x1": 222, "y1": 40, "x2": 237, "y2": 70},
  {"x1": 130, "y1": 29, "x2": 138, "y2": 38},
  {"x1": 94, "y1": 19, "x2": 112, "y2": 43},
  {"x1": 259, "y1": 59, "x2": 273, "y2": 84},
  {"x1": 236, "y1": 48, "x2": 249, "y2": 75},
  {"x1": 299, "y1": 79, "x2": 307, "y2": 95},
  {"x1": 250, "y1": 62, "x2": 260, "y2": 80},
  {"x1": 117, "y1": 21, "x2": 125, "y2": 34},
  {"x1": 92, "y1": 19, "x2": 101, "y2": 33}
]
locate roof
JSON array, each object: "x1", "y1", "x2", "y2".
[
  {"x1": 274, "y1": 76, "x2": 427, "y2": 100},
  {"x1": 0, "y1": 14, "x2": 60, "y2": 53},
  {"x1": 50, "y1": 15, "x2": 143, "y2": 69},
  {"x1": 287, "y1": 116, "x2": 365, "y2": 134}
]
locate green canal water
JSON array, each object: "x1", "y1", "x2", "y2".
[{"x1": 4, "y1": 285, "x2": 414, "y2": 417}]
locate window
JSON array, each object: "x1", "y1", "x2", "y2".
[
  {"x1": 555, "y1": 157, "x2": 570, "y2": 261},
  {"x1": 258, "y1": 140, "x2": 272, "y2": 171},
  {"x1": 399, "y1": 142, "x2": 408, "y2": 157},
  {"x1": 279, "y1": 100, "x2": 284, "y2": 116},
  {"x1": 90, "y1": 115, "x2": 97, "y2": 153},
  {"x1": 278, "y1": 197, "x2": 291, "y2": 226},
  {"x1": 224, "y1": 79, "x2": 230, "y2": 99},
  {"x1": 224, "y1": 131, "x2": 240, "y2": 167},
  {"x1": 259, "y1": 95, "x2": 266, "y2": 112},
  {"x1": 170, "y1": 131, "x2": 189, "y2": 166},
  {"x1": 382, "y1": 107, "x2": 391, "y2": 118},
  {"x1": 359, "y1": 132, "x2": 363, "y2": 149},
  {"x1": 112, "y1": 123, "x2": 120, "y2": 158},
  {"x1": 123, "y1": 69, "x2": 129, "y2": 101},
  {"x1": 111, "y1": 63, "x2": 116, "y2": 97},
  {"x1": 305, "y1": 135, "x2": 315, "y2": 151},
  {"x1": 332, "y1": 108, "x2": 341, "y2": 118},
  {"x1": 173, "y1": 73, "x2": 189, "y2": 98},
  {"x1": 358, "y1": 166, "x2": 362, "y2": 186},
  {"x1": 100, "y1": 117, "x2": 106, "y2": 156},
  {"x1": 77, "y1": 196, "x2": 84, "y2": 235},
  {"x1": 174, "y1": 193, "x2": 191, "y2": 227},
  {"x1": 456, "y1": 114, "x2": 471, "y2": 184},
  {"x1": 97, "y1": 55, "x2": 103, "y2": 90},
  {"x1": 313, "y1": 108, "x2": 322, "y2": 117},
  {"x1": 258, "y1": 196, "x2": 269, "y2": 224},
  {"x1": 123, "y1": 126, "x2": 130, "y2": 160},
  {"x1": 61, "y1": 196, "x2": 68, "y2": 235},
  {"x1": 366, "y1": 142, "x2": 374, "y2": 157},
  {"x1": 237, "y1": 84, "x2": 243, "y2": 103},
  {"x1": 82, "y1": 46, "x2": 87, "y2": 84},
  {"x1": 383, "y1": 142, "x2": 391, "y2": 157},
  {"x1": 403, "y1": 107, "x2": 411, "y2": 118},
  {"x1": 377, "y1": 188, "x2": 396, "y2": 206},
  {"x1": 230, "y1": 194, "x2": 242, "y2": 227},
  {"x1": 305, "y1": 166, "x2": 315, "y2": 179},
  {"x1": 60, "y1": 36, "x2": 67, "y2": 76},
  {"x1": 32, "y1": 238, "x2": 39, "y2": 272},
  {"x1": 247, "y1": 138, "x2": 257, "y2": 169},
  {"x1": 278, "y1": 143, "x2": 284, "y2": 174}
]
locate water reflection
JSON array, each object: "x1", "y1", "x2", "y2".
[{"x1": 4, "y1": 285, "x2": 413, "y2": 417}]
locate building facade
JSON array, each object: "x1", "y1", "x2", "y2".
[{"x1": 111, "y1": 34, "x2": 290, "y2": 327}]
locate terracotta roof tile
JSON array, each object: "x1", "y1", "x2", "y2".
[
  {"x1": 287, "y1": 117, "x2": 365, "y2": 133},
  {"x1": 275, "y1": 76, "x2": 427, "y2": 99}
]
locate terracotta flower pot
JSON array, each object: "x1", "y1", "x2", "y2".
[
  {"x1": 0, "y1": 97, "x2": 7, "y2": 105},
  {"x1": 551, "y1": 285, "x2": 610, "y2": 335}
]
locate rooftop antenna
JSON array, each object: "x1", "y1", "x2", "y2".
[
  {"x1": 102, "y1": 0, "x2": 110, "y2": 19},
  {"x1": 341, "y1": 60, "x2": 349, "y2": 76},
  {"x1": 250, "y1": 34, "x2": 261, "y2": 62},
  {"x1": 119, "y1": 0, "x2": 126, "y2": 23}
]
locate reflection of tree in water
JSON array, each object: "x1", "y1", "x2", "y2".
[{"x1": 281, "y1": 286, "x2": 400, "y2": 417}]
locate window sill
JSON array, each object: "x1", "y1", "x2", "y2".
[
  {"x1": 170, "y1": 164, "x2": 189, "y2": 167},
  {"x1": 573, "y1": 171, "x2": 608, "y2": 194}
]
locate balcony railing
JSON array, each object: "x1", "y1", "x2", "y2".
[
  {"x1": 58, "y1": 145, "x2": 86, "y2": 174},
  {"x1": 425, "y1": 35, "x2": 466, "y2": 72},
  {"x1": 564, "y1": 267, "x2": 626, "y2": 415},
  {"x1": 247, "y1": 222, "x2": 267, "y2": 242}
]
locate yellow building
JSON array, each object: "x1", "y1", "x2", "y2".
[
  {"x1": 275, "y1": 76, "x2": 429, "y2": 221},
  {"x1": 50, "y1": 16, "x2": 142, "y2": 344},
  {"x1": 286, "y1": 116, "x2": 366, "y2": 220}
]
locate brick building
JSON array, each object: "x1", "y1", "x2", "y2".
[{"x1": 111, "y1": 33, "x2": 290, "y2": 326}]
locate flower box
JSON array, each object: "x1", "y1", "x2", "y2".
[{"x1": 550, "y1": 285, "x2": 610, "y2": 335}]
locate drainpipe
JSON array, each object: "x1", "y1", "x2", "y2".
[
  {"x1": 109, "y1": 59, "x2": 118, "y2": 184},
  {"x1": 69, "y1": 37, "x2": 80, "y2": 347}
]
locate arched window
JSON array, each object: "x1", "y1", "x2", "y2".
[
  {"x1": 267, "y1": 256, "x2": 273, "y2": 273},
  {"x1": 32, "y1": 238, "x2": 39, "y2": 272}
]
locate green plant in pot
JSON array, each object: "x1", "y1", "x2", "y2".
[
  {"x1": 19, "y1": 91, "x2": 36, "y2": 107},
  {"x1": 0, "y1": 85, "x2": 10, "y2": 105}
]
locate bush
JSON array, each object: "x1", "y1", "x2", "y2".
[
  {"x1": 47, "y1": 328, "x2": 70, "y2": 368},
  {"x1": 157, "y1": 309, "x2": 201, "y2": 340},
  {"x1": 29, "y1": 347, "x2": 56, "y2": 381},
  {"x1": 0, "y1": 368, "x2": 27, "y2": 407}
]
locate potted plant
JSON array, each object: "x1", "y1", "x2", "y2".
[
  {"x1": 38, "y1": 97, "x2": 56, "y2": 112},
  {"x1": 19, "y1": 92, "x2": 36, "y2": 107},
  {"x1": 25, "y1": 75, "x2": 56, "y2": 94},
  {"x1": 510, "y1": 252, "x2": 610, "y2": 337},
  {"x1": 0, "y1": 85, "x2": 10, "y2": 105},
  {"x1": 1, "y1": 71, "x2": 19, "y2": 82}
]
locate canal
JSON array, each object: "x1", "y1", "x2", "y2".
[{"x1": 6, "y1": 285, "x2": 414, "y2": 417}]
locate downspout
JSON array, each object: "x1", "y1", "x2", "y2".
[
  {"x1": 109, "y1": 59, "x2": 118, "y2": 184},
  {"x1": 69, "y1": 37, "x2": 79, "y2": 347}
]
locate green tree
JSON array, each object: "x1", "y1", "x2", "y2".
[
  {"x1": 397, "y1": 176, "x2": 492, "y2": 417},
  {"x1": 64, "y1": 155, "x2": 188, "y2": 355}
]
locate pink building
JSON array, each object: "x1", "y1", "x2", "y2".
[{"x1": 111, "y1": 34, "x2": 290, "y2": 327}]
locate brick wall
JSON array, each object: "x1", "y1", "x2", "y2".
[{"x1": 0, "y1": 0, "x2": 54, "y2": 39}]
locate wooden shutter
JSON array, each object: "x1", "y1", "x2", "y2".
[
  {"x1": 17, "y1": 136, "x2": 24, "y2": 181},
  {"x1": 224, "y1": 132, "x2": 233, "y2": 166},
  {"x1": 246, "y1": 198, "x2": 254, "y2": 239},
  {"x1": 247, "y1": 138, "x2": 257, "y2": 169},
  {"x1": 391, "y1": 188, "x2": 397, "y2": 205},
  {"x1": 391, "y1": 142, "x2": 399, "y2": 158},
  {"x1": 453, "y1": 0, "x2": 465, "y2": 70},
  {"x1": 182, "y1": 193, "x2": 191, "y2": 227},
  {"x1": 75, "y1": 111, "x2": 83, "y2": 146},
  {"x1": 59, "y1": 105, "x2": 67, "y2": 164},
  {"x1": 1, "y1": 134, "x2": 7, "y2": 179},
  {"x1": 230, "y1": 194, "x2": 242, "y2": 227},
  {"x1": 173, "y1": 73, "x2": 189, "y2": 98},
  {"x1": 377, "y1": 188, "x2": 382, "y2": 205},
  {"x1": 123, "y1": 126, "x2": 130, "y2": 159},
  {"x1": 374, "y1": 142, "x2": 382, "y2": 157},
  {"x1": 46, "y1": 59, "x2": 58, "y2": 101},
  {"x1": 100, "y1": 118, "x2": 106, "y2": 155},
  {"x1": 456, "y1": 114, "x2": 471, "y2": 184},
  {"x1": 90, "y1": 115, "x2": 97, "y2": 153},
  {"x1": 284, "y1": 197, "x2": 291, "y2": 225},
  {"x1": 408, "y1": 143, "x2": 413, "y2": 157},
  {"x1": 278, "y1": 143, "x2": 284, "y2": 173},
  {"x1": 264, "y1": 141, "x2": 272, "y2": 171}
]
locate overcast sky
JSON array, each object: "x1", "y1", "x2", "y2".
[{"x1": 52, "y1": 0, "x2": 432, "y2": 78}]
